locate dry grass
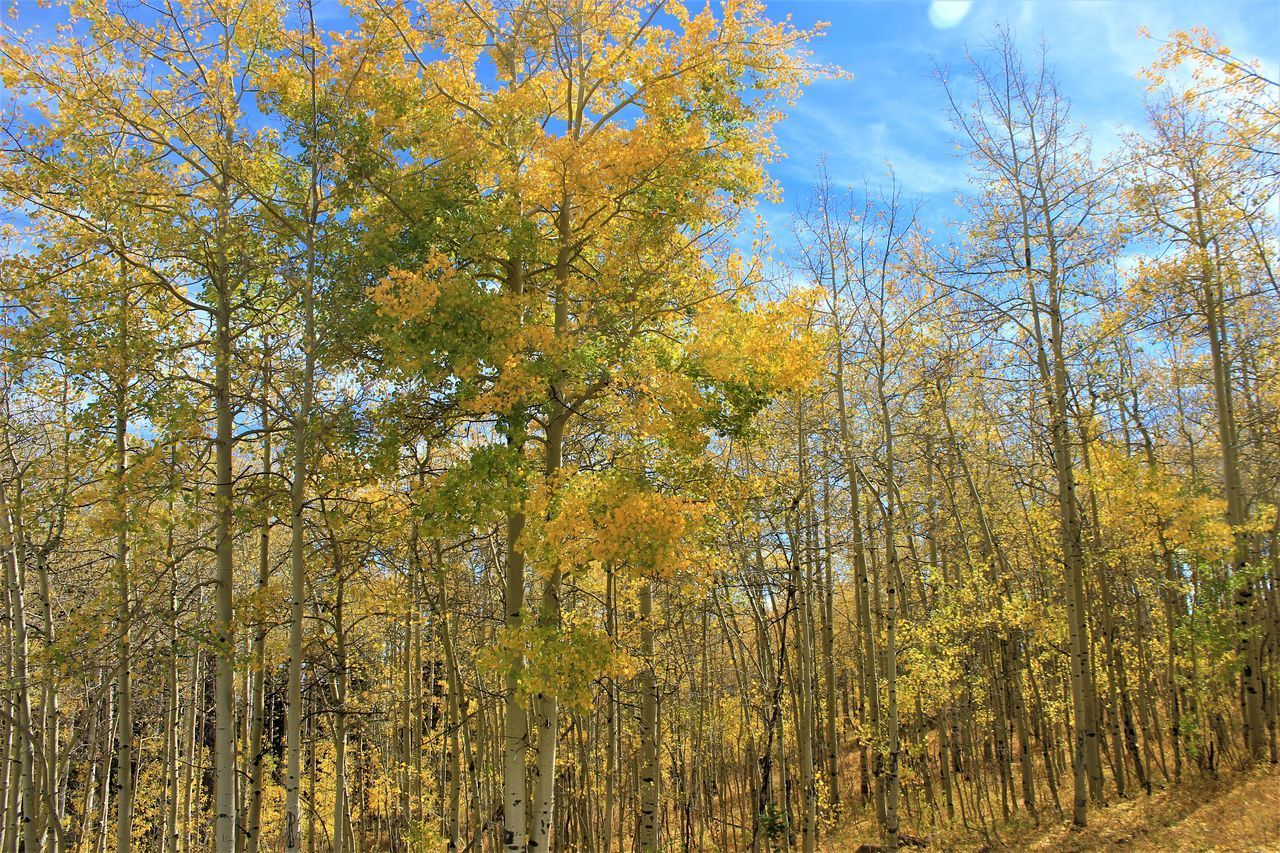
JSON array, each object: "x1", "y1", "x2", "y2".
[{"x1": 824, "y1": 763, "x2": 1280, "y2": 851}]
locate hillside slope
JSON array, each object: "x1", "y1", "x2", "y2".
[{"x1": 828, "y1": 764, "x2": 1280, "y2": 852}]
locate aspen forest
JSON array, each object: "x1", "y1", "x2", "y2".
[{"x1": 0, "y1": 0, "x2": 1278, "y2": 850}]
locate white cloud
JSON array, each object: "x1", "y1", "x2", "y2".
[
  {"x1": 929, "y1": 0, "x2": 975, "y2": 29},
  {"x1": 773, "y1": 78, "x2": 968, "y2": 203},
  {"x1": 760, "y1": 0, "x2": 1276, "y2": 251}
]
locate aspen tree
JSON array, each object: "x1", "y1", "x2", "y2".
[
  {"x1": 941, "y1": 31, "x2": 1113, "y2": 824},
  {"x1": 352, "y1": 2, "x2": 812, "y2": 847},
  {"x1": 1129, "y1": 39, "x2": 1277, "y2": 759}
]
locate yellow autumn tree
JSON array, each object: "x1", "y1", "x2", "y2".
[{"x1": 341, "y1": 1, "x2": 818, "y2": 848}]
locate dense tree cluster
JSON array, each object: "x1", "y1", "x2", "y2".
[{"x1": 0, "y1": 2, "x2": 1276, "y2": 851}]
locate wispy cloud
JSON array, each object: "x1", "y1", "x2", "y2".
[{"x1": 764, "y1": 0, "x2": 1277, "y2": 234}]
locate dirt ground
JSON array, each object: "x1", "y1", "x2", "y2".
[{"x1": 825, "y1": 763, "x2": 1280, "y2": 851}]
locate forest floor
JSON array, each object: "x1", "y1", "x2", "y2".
[{"x1": 825, "y1": 762, "x2": 1280, "y2": 851}]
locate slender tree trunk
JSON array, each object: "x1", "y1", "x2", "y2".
[
  {"x1": 165, "y1": 478, "x2": 181, "y2": 853},
  {"x1": 794, "y1": 400, "x2": 817, "y2": 853},
  {"x1": 286, "y1": 13, "x2": 321, "y2": 848},
  {"x1": 212, "y1": 172, "x2": 238, "y2": 852},
  {"x1": 181, "y1": 638, "x2": 203, "y2": 853},
  {"x1": 1023, "y1": 179, "x2": 1100, "y2": 821},
  {"x1": 332, "y1": 565, "x2": 348, "y2": 853},
  {"x1": 1192, "y1": 188, "x2": 1265, "y2": 759},
  {"x1": 246, "y1": 378, "x2": 272, "y2": 853},
  {"x1": 528, "y1": 202, "x2": 574, "y2": 853},
  {"x1": 637, "y1": 582, "x2": 659, "y2": 852},
  {"x1": 876, "y1": 373, "x2": 901, "y2": 851},
  {"x1": 113, "y1": 272, "x2": 134, "y2": 853},
  {"x1": 0, "y1": 480, "x2": 38, "y2": 853},
  {"x1": 603, "y1": 563, "x2": 618, "y2": 853},
  {"x1": 820, "y1": 480, "x2": 840, "y2": 818},
  {"x1": 501, "y1": 257, "x2": 530, "y2": 853}
]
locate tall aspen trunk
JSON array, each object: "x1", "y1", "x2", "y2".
[
  {"x1": 503, "y1": 501, "x2": 530, "y2": 852},
  {"x1": 876, "y1": 368, "x2": 901, "y2": 851},
  {"x1": 399, "y1": 553, "x2": 414, "y2": 847},
  {"x1": 35, "y1": 552, "x2": 60, "y2": 850},
  {"x1": 603, "y1": 563, "x2": 618, "y2": 853},
  {"x1": 111, "y1": 256, "x2": 135, "y2": 853},
  {"x1": 1045, "y1": 147, "x2": 1104, "y2": 810},
  {"x1": 79, "y1": 676, "x2": 103, "y2": 853},
  {"x1": 820, "y1": 481, "x2": 840, "y2": 817},
  {"x1": 1191, "y1": 186, "x2": 1265, "y2": 760},
  {"x1": 246, "y1": 377, "x2": 272, "y2": 853},
  {"x1": 99, "y1": 676, "x2": 116, "y2": 853},
  {"x1": 794, "y1": 399, "x2": 817, "y2": 853},
  {"x1": 212, "y1": 169, "x2": 238, "y2": 852},
  {"x1": 444, "y1": 634, "x2": 463, "y2": 852},
  {"x1": 332, "y1": 563, "x2": 349, "y2": 853},
  {"x1": 1, "y1": 629, "x2": 13, "y2": 853},
  {"x1": 501, "y1": 255, "x2": 530, "y2": 852},
  {"x1": 529, "y1": 200, "x2": 572, "y2": 853},
  {"x1": 0, "y1": 480, "x2": 38, "y2": 853},
  {"x1": 165, "y1": 474, "x2": 181, "y2": 853},
  {"x1": 286, "y1": 11, "x2": 321, "y2": 848},
  {"x1": 637, "y1": 582, "x2": 659, "y2": 851},
  {"x1": 182, "y1": 631, "x2": 203, "y2": 853},
  {"x1": 529, "y1": 417, "x2": 564, "y2": 850}
]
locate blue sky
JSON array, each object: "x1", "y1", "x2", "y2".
[
  {"x1": 759, "y1": 0, "x2": 1278, "y2": 233},
  {"x1": 6, "y1": 0, "x2": 1276, "y2": 241}
]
